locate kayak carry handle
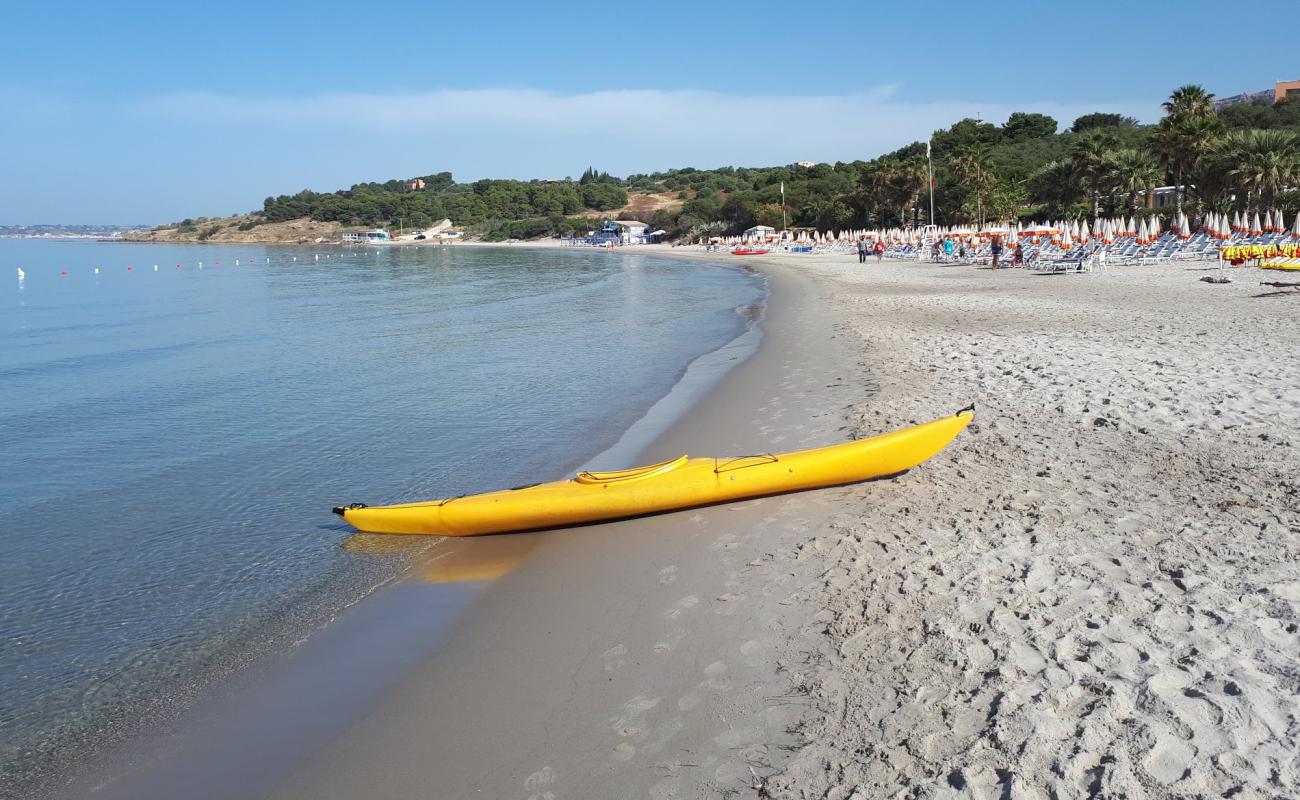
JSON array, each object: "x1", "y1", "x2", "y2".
[{"x1": 956, "y1": 403, "x2": 975, "y2": 416}]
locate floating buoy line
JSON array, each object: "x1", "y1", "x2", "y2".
[{"x1": 12, "y1": 251, "x2": 380, "y2": 285}]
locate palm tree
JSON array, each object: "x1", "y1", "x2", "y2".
[
  {"x1": 1070, "y1": 130, "x2": 1116, "y2": 224},
  {"x1": 949, "y1": 146, "x2": 996, "y2": 227},
  {"x1": 1151, "y1": 113, "x2": 1222, "y2": 216},
  {"x1": 1103, "y1": 149, "x2": 1163, "y2": 216},
  {"x1": 1216, "y1": 129, "x2": 1300, "y2": 215},
  {"x1": 1162, "y1": 85, "x2": 1216, "y2": 118},
  {"x1": 857, "y1": 162, "x2": 894, "y2": 227},
  {"x1": 1026, "y1": 160, "x2": 1082, "y2": 216},
  {"x1": 886, "y1": 157, "x2": 929, "y2": 228}
]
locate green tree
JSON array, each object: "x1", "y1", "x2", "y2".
[
  {"x1": 1150, "y1": 113, "x2": 1221, "y2": 216},
  {"x1": 949, "y1": 146, "x2": 997, "y2": 226},
  {"x1": 1215, "y1": 129, "x2": 1300, "y2": 215},
  {"x1": 1071, "y1": 113, "x2": 1139, "y2": 133},
  {"x1": 1162, "y1": 84, "x2": 1216, "y2": 118},
  {"x1": 1071, "y1": 130, "x2": 1117, "y2": 223},
  {"x1": 1103, "y1": 149, "x2": 1162, "y2": 216},
  {"x1": 1002, "y1": 112, "x2": 1058, "y2": 141}
]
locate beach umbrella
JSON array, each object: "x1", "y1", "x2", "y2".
[
  {"x1": 1136, "y1": 218, "x2": 1148, "y2": 245},
  {"x1": 1275, "y1": 209, "x2": 1286, "y2": 233},
  {"x1": 1220, "y1": 215, "x2": 1232, "y2": 239},
  {"x1": 1293, "y1": 212, "x2": 1300, "y2": 238},
  {"x1": 1251, "y1": 213, "x2": 1263, "y2": 236}
]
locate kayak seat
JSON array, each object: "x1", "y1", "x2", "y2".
[{"x1": 575, "y1": 455, "x2": 689, "y2": 485}]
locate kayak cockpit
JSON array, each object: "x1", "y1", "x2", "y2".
[{"x1": 575, "y1": 455, "x2": 688, "y2": 485}]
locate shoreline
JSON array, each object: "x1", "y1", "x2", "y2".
[
  {"x1": 260, "y1": 249, "x2": 867, "y2": 800},
  {"x1": 10, "y1": 245, "x2": 765, "y2": 800},
  {"x1": 42, "y1": 248, "x2": 825, "y2": 800}
]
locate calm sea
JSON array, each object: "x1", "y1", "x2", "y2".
[{"x1": 0, "y1": 240, "x2": 764, "y2": 789}]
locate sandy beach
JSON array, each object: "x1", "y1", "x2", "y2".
[
  {"x1": 764, "y1": 255, "x2": 1300, "y2": 798},
  {"x1": 64, "y1": 250, "x2": 1300, "y2": 799}
]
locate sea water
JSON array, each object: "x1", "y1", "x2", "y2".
[{"x1": 0, "y1": 240, "x2": 764, "y2": 789}]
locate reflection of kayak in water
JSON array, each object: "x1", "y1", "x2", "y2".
[
  {"x1": 333, "y1": 407, "x2": 974, "y2": 537},
  {"x1": 343, "y1": 533, "x2": 538, "y2": 584}
]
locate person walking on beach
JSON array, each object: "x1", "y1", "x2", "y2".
[
  {"x1": 874, "y1": 240, "x2": 885, "y2": 262},
  {"x1": 943, "y1": 237, "x2": 955, "y2": 261},
  {"x1": 1013, "y1": 241, "x2": 1024, "y2": 267},
  {"x1": 991, "y1": 236, "x2": 1003, "y2": 270},
  {"x1": 857, "y1": 237, "x2": 868, "y2": 264}
]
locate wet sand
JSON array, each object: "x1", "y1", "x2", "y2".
[{"x1": 262, "y1": 254, "x2": 865, "y2": 799}]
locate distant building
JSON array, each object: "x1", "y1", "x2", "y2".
[
  {"x1": 1276, "y1": 79, "x2": 1300, "y2": 103},
  {"x1": 342, "y1": 229, "x2": 391, "y2": 242},
  {"x1": 406, "y1": 179, "x2": 425, "y2": 191},
  {"x1": 595, "y1": 220, "x2": 660, "y2": 244},
  {"x1": 743, "y1": 225, "x2": 777, "y2": 240},
  {"x1": 796, "y1": 160, "x2": 815, "y2": 168}
]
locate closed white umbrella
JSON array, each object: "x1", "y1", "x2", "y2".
[
  {"x1": 1251, "y1": 213, "x2": 1263, "y2": 236},
  {"x1": 1293, "y1": 212, "x2": 1300, "y2": 238}
]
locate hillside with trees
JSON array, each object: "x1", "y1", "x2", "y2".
[{"x1": 197, "y1": 86, "x2": 1300, "y2": 242}]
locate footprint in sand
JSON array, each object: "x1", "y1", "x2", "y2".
[
  {"x1": 664, "y1": 595, "x2": 699, "y2": 619},
  {"x1": 524, "y1": 765, "x2": 555, "y2": 798},
  {"x1": 658, "y1": 565, "x2": 678, "y2": 585},
  {"x1": 611, "y1": 695, "x2": 662, "y2": 738},
  {"x1": 602, "y1": 643, "x2": 627, "y2": 671},
  {"x1": 654, "y1": 633, "x2": 683, "y2": 654}
]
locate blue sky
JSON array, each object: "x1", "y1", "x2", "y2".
[{"x1": 1, "y1": 0, "x2": 1292, "y2": 224}]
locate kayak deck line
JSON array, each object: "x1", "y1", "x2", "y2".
[{"x1": 333, "y1": 405, "x2": 974, "y2": 537}]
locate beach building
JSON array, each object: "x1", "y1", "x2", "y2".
[
  {"x1": 596, "y1": 220, "x2": 660, "y2": 244},
  {"x1": 743, "y1": 225, "x2": 777, "y2": 240},
  {"x1": 342, "y1": 229, "x2": 391, "y2": 243}
]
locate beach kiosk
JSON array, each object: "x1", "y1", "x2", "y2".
[
  {"x1": 743, "y1": 225, "x2": 776, "y2": 242},
  {"x1": 595, "y1": 220, "x2": 658, "y2": 245}
]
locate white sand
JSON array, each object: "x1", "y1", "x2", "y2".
[{"x1": 759, "y1": 256, "x2": 1300, "y2": 798}]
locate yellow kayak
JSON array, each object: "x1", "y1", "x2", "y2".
[{"x1": 333, "y1": 406, "x2": 973, "y2": 536}]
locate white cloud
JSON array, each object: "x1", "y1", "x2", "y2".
[{"x1": 136, "y1": 87, "x2": 1157, "y2": 177}]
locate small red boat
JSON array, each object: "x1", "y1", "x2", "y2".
[{"x1": 730, "y1": 248, "x2": 769, "y2": 256}]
